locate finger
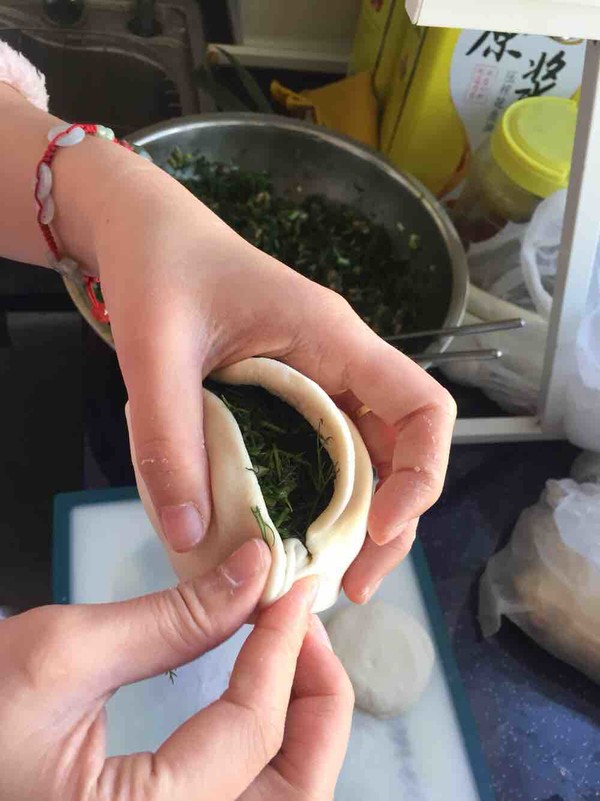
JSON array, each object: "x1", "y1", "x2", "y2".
[
  {"x1": 342, "y1": 518, "x2": 419, "y2": 603},
  {"x1": 237, "y1": 615, "x2": 353, "y2": 801},
  {"x1": 152, "y1": 577, "x2": 318, "y2": 800},
  {"x1": 368, "y1": 398, "x2": 453, "y2": 543},
  {"x1": 116, "y1": 304, "x2": 211, "y2": 553},
  {"x1": 286, "y1": 295, "x2": 456, "y2": 543},
  {"x1": 333, "y1": 393, "x2": 420, "y2": 598},
  {"x1": 266, "y1": 615, "x2": 354, "y2": 798},
  {"x1": 19, "y1": 539, "x2": 271, "y2": 698},
  {"x1": 334, "y1": 389, "x2": 395, "y2": 480}
]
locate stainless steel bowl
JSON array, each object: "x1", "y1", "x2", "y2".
[{"x1": 66, "y1": 114, "x2": 468, "y2": 365}]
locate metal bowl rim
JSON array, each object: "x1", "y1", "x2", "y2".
[{"x1": 69, "y1": 112, "x2": 468, "y2": 364}]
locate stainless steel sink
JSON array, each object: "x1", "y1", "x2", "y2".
[{"x1": 0, "y1": 0, "x2": 209, "y2": 136}]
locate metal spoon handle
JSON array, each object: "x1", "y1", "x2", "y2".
[
  {"x1": 412, "y1": 348, "x2": 502, "y2": 365},
  {"x1": 386, "y1": 318, "x2": 525, "y2": 342}
]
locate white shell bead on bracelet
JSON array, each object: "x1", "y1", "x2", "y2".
[
  {"x1": 47, "y1": 122, "x2": 71, "y2": 140},
  {"x1": 39, "y1": 195, "x2": 55, "y2": 225},
  {"x1": 48, "y1": 123, "x2": 86, "y2": 147},
  {"x1": 57, "y1": 126, "x2": 86, "y2": 147},
  {"x1": 36, "y1": 163, "x2": 53, "y2": 201},
  {"x1": 95, "y1": 125, "x2": 115, "y2": 141},
  {"x1": 40, "y1": 121, "x2": 119, "y2": 286}
]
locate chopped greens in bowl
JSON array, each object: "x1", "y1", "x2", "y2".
[{"x1": 165, "y1": 148, "x2": 437, "y2": 338}]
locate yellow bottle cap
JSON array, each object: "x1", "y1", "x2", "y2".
[{"x1": 491, "y1": 96, "x2": 578, "y2": 199}]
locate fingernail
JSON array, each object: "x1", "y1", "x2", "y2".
[
  {"x1": 379, "y1": 523, "x2": 408, "y2": 545},
  {"x1": 221, "y1": 539, "x2": 269, "y2": 587},
  {"x1": 310, "y1": 614, "x2": 333, "y2": 650},
  {"x1": 361, "y1": 578, "x2": 382, "y2": 603},
  {"x1": 160, "y1": 503, "x2": 205, "y2": 552},
  {"x1": 377, "y1": 516, "x2": 419, "y2": 546},
  {"x1": 293, "y1": 575, "x2": 320, "y2": 611},
  {"x1": 306, "y1": 575, "x2": 320, "y2": 608}
]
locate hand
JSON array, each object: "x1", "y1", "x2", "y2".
[
  {"x1": 0, "y1": 539, "x2": 353, "y2": 801},
  {"x1": 96, "y1": 162, "x2": 456, "y2": 603},
  {"x1": 0, "y1": 85, "x2": 456, "y2": 603}
]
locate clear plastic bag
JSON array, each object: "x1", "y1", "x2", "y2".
[
  {"x1": 446, "y1": 188, "x2": 600, "y2": 423},
  {"x1": 466, "y1": 190, "x2": 566, "y2": 317},
  {"x1": 479, "y1": 478, "x2": 600, "y2": 684},
  {"x1": 466, "y1": 221, "x2": 529, "y2": 306},
  {"x1": 571, "y1": 450, "x2": 600, "y2": 485},
  {"x1": 441, "y1": 192, "x2": 565, "y2": 412},
  {"x1": 520, "y1": 189, "x2": 566, "y2": 318},
  {"x1": 565, "y1": 308, "x2": 600, "y2": 452}
]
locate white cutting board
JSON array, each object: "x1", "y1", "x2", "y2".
[{"x1": 53, "y1": 490, "x2": 494, "y2": 801}]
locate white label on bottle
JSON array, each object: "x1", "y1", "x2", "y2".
[{"x1": 449, "y1": 31, "x2": 585, "y2": 156}]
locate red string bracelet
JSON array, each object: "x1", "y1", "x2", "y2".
[{"x1": 34, "y1": 122, "x2": 133, "y2": 324}]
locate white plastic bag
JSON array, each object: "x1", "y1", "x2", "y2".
[
  {"x1": 446, "y1": 189, "x2": 600, "y2": 424},
  {"x1": 479, "y1": 478, "x2": 600, "y2": 684},
  {"x1": 520, "y1": 189, "x2": 567, "y2": 319},
  {"x1": 565, "y1": 308, "x2": 600, "y2": 452},
  {"x1": 466, "y1": 221, "x2": 529, "y2": 306},
  {"x1": 466, "y1": 190, "x2": 567, "y2": 317},
  {"x1": 571, "y1": 450, "x2": 600, "y2": 485},
  {"x1": 441, "y1": 192, "x2": 567, "y2": 412}
]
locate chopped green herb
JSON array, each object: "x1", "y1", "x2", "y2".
[
  {"x1": 409, "y1": 233, "x2": 421, "y2": 251},
  {"x1": 251, "y1": 506, "x2": 275, "y2": 548},
  {"x1": 166, "y1": 669, "x2": 177, "y2": 684},
  {"x1": 165, "y1": 150, "x2": 437, "y2": 337},
  {"x1": 207, "y1": 380, "x2": 337, "y2": 548}
]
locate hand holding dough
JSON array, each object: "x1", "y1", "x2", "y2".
[
  {"x1": 326, "y1": 600, "x2": 435, "y2": 718},
  {"x1": 127, "y1": 357, "x2": 374, "y2": 612}
]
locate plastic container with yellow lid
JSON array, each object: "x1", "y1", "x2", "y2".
[{"x1": 452, "y1": 96, "x2": 578, "y2": 247}]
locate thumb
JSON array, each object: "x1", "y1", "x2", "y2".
[
  {"x1": 60, "y1": 538, "x2": 271, "y2": 694},
  {"x1": 120, "y1": 328, "x2": 212, "y2": 553}
]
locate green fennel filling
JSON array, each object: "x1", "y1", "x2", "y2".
[{"x1": 205, "y1": 380, "x2": 338, "y2": 548}]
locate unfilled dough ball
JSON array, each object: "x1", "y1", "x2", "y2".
[{"x1": 326, "y1": 600, "x2": 435, "y2": 718}]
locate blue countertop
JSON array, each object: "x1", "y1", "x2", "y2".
[{"x1": 419, "y1": 438, "x2": 600, "y2": 801}]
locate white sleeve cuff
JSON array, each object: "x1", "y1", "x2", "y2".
[{"x1": 0, "y1": 40, "x2": 49, "y2": 112}]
